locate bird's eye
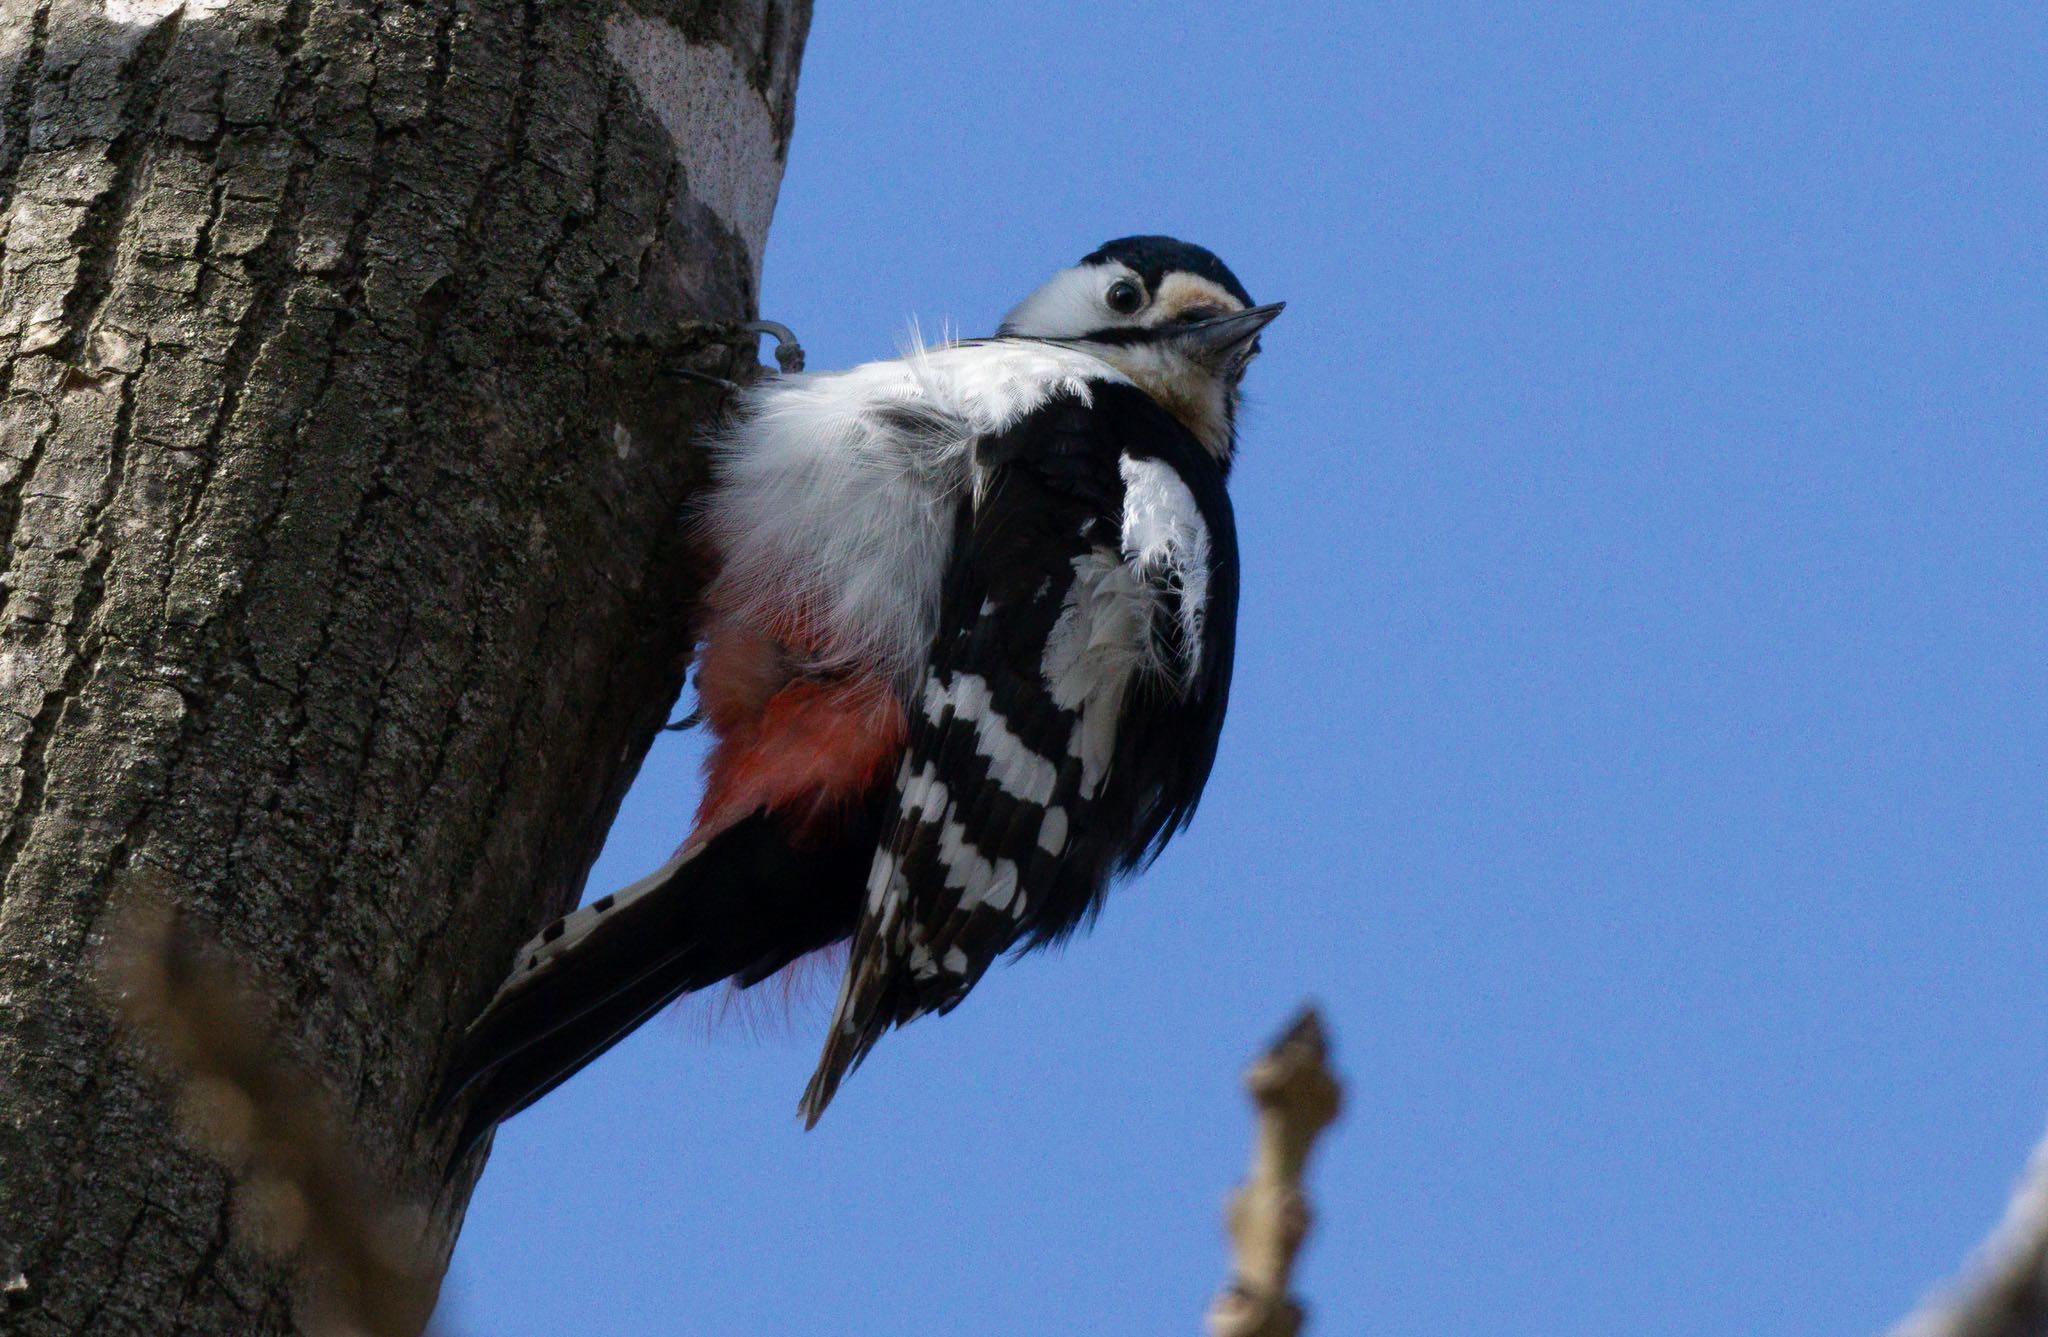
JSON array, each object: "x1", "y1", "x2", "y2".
[{"x1": 1105, "y1": 279, "x2": 1145, "y2": 314}]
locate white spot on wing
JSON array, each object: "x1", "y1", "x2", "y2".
[
  {"x1": 972, "y1": 861, "x2": 1020, "y2": 914},
  {"x1": 924, "y1": 673, "x2": 1060, "y2": 804},
  {"x1": 1038, "y1": 806, "x2": 1068, "y2": 855},
  {"x1": 863, "y1": 849, "x2": 891, "y2": 912}
]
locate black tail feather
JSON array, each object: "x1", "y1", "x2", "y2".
[
  {"x1": 433, "y1": 857, "x2": 710, "y2": 1124},
  {"x1": 433, "y1": 806, "x2": 879, "y2": 1161},
  {"x1": 449, "y1": 948, "x2": 717, "y2": 1157}
]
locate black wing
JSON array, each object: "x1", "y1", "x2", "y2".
[{"x1": 798, "y1": 382, "x2": 1238, "y2": 1123}]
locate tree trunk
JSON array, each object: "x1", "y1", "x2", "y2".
[{"x1": 0, "y1": 0, "x2": 808, "y2": 1330}]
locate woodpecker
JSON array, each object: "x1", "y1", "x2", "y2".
[{"x1": 436, "y1": 236, "x2": 1281, "y2": 1150}]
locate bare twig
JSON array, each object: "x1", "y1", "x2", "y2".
[
  {"x1": 96, "y1": 889, "x2": 438, "y2": 1337},
  {"x1": 1207, "y1": 1006, "x2": 1344, "y2": 1337},
  {"x1": 1887, "y1": 1122, "x2": 2048, "y2": 1337}
]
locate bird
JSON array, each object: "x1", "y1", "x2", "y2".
[{"x1": 433, "y1": 236, "x2": 1281, "y2": 1153}]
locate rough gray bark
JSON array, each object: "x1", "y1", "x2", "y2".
[{"x1": 0, "y1": 0, "x2": 809, "y2": 1331}]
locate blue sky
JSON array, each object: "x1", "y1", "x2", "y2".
[{"x1": 444, "y1": 4, "x2": 2048, "y2": 1333}]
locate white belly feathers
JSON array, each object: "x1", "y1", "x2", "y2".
[
  {"x1": 702, "y1": 340, "x2": 1127, "y2": 691},
  {"x1": 700, "y1": 339, "x2": 1210, "y2": 718}
]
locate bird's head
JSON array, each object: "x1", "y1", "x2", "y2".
[{"x1": 998, "y1": 235, "x2": 1283, "y2": 458}]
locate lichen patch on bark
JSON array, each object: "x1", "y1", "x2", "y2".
[
  {"x1": 605, "y1": 9, "x2": 789, "y2": 286},
  {"x1": 102, "y1": 0, "x2": 233, "y2": 26}
]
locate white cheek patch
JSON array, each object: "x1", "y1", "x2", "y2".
[{"x1": 999, "y1": 261, "x2": 1138, "y2": 337}]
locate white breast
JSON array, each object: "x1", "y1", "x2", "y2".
[{"x1": 701, "y1": 339, "x2": 1130, "y2": 691}]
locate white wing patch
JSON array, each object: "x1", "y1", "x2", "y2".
[
  {"x1": 1117, "y1": 454, "x2": 1212, "y2": 690},
  {"x1": 1040, "y1": 551, "x2": 1145, "y2": 797},
  {"x1": 1034, "y1": 455, "x2": 1213, "y2": 800}
]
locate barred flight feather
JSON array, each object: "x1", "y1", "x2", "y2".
[{"x1": 801, "y1": 381, "x2": 1238, "y2": 1123}]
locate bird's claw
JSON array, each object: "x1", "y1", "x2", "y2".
[
  {"x1": 745, "y1": 320, "x2": 805, "y2": 374},
  {"x1": 667, "y1": 321, "x2": 803, "y2": 394},
  {"x1": 670, "y1": 367, "x2": 743, "y2": 394}
]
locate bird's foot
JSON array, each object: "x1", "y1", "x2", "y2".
[
  {"x1": 746, "y1": 319, "x2": 805, "y2": 374},
  {"x1": 668, "y1": 320, "x2": 804, "y2": 395}
]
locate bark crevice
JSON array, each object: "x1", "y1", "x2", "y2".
[{"x1": 51, "y1": 10, "x2": 186, "y2": 364}]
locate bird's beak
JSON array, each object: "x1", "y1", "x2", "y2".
[{"x1": 1177, "y1": 301, "x2": 1285, "y2": 371}]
